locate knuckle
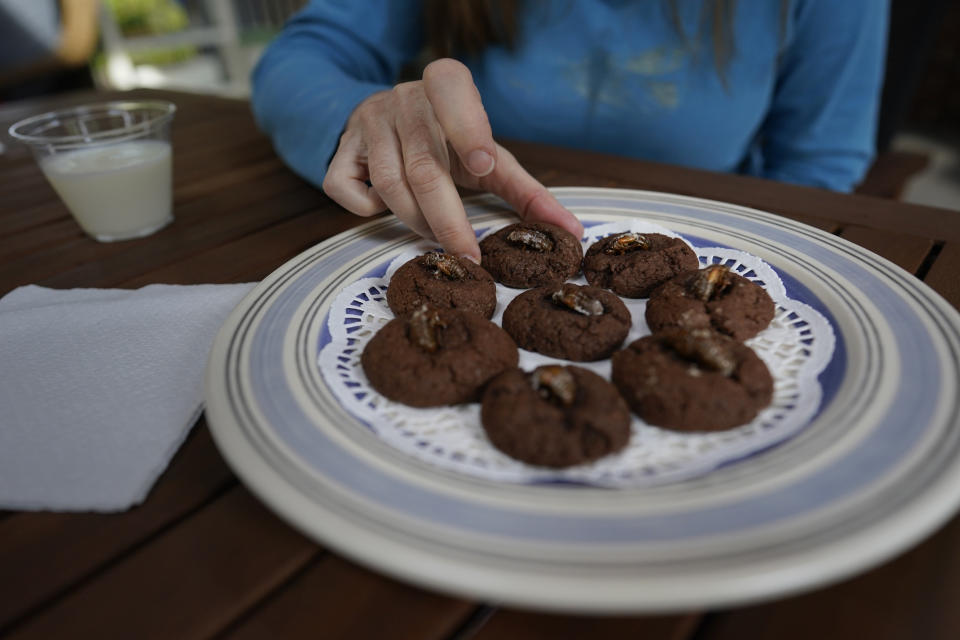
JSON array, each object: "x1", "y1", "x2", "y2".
[
  {"x1": 366, "y1": 89, "x2": 392, "y2": 105},
  {"x1": 405, "y1": 119, "x2": 440, "y2": 147},
  {"x1": 322, "y1": 175, "x2": 379, "y2": 217},
  {"x1": 321, "y1": 174, "x2": 340, "y2": 200},
  {"x1": 337, "y1": 126, "x2": 361, "y2": 150},
  {"x1": 353, "y1": 100, "x2": 373, "y2": 121},
  {"x1": 354, "y1": 104, "x2": 382, "y2": 131},
  {"x1": 353, "y1": 91, "x2": 394, "y2": 126},
  {"x1": 393, "y1": 81, "x2": 423, "y2": 102},
  {"x1": 404, "y1": 154, "x2": 446, "y2": 192},
  {"x1": 352, "y1": 96, "x2": 381, "y2": 122},
  {"x1": 369, "y1": 165, "x2": 405, "y2": 198},
  {"x1": 321, "y1": 166, "x2": 347, "y2": 199}
]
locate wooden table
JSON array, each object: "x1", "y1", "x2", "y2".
[{"x1": 2, "y1": 89, "x2": 959, "y2": 640}]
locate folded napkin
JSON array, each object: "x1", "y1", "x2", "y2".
[{"x1": 0, "y1": 283, "x2": 254, "y2": 511}]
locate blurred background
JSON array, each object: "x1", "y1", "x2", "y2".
[
  {"x1": 0, "y1": 0, "x2": 305, "y2": 98},
  {"x1": 0, "y1": 0, "x2": 957, "y2": 210}
]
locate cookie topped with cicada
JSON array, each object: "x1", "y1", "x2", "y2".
[
  {"x1": 361, "y1": 305, "x2": 518, "y2": 407},
  {"x1": 611, "y1": 328, "x2": 774, "y2": 431},
  {"x1": 645, "y1": 263, "x2": 776, "y2": 341},
  {"x1": 481, "y1": 365, "x2": 631, "y2": 468},
  {"x1": 479, "y1": 222, "x2": 583, "y2": 289},
  {"x1": 582, "y1": 232, "x2": 698, "y2": 298},
  {"x1": 386, "y1": 251, "x2": 497, "y2": 318},
  {"x1": 501, "y1": 282, "x2": 631, "y2": 361}
]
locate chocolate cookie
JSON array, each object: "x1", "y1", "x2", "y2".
[
  {"x1": 361, "y1": 305, "x2": 518, "y2": 407},
  {"x1": 479, "y1": 222, "x2": 583, "y2": 288},
  {"x1": 481, "y1": 365, "x2": 631, "y2": 468},
  {"x1": 645, "y1": 264, "x2": 776, "y2": 341},
  {"x1": 582, "y1": 232, "x2": 698, "y2": 298},
  {"x1": 386, "y1": 251, "x2": 497, "y2": 318},
  {"x1": 502, "y1": 283, "x2": 631, "y2": 361},
  {"x1": 611, "y1": 328, "x2": 774, "y2": 431}
]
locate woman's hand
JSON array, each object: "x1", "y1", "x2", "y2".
[{"x1": 322, "y1": 58, "x2": 583, "y2": 262}]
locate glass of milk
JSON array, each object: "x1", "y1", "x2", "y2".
[{"x1": 9, "y1": 101, "x2": 176, "y2": 242}]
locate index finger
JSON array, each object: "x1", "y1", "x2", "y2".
[
  {"x1": 423, "y1": 58, "x2": 497, "y2": 178},
  {"x1": 394, "y1": 82, "x2": 481, "y2": 261}
]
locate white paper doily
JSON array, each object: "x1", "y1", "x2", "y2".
[{"x1": 318, "y1": 220, "x2": 835, "y2": 487}]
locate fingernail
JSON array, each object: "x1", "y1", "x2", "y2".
[
  {"x1": 466, "y1": 150, "x2": 495, "y2": 177},
  {"x1": 459, "y1": 253, "x2": 481, "y2": 265}
]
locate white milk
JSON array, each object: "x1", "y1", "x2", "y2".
[{"x1": 40, "y1": 140, "x2": 173, "y2": 241}]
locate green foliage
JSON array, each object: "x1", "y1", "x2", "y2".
[
  {"x1": 105, "y1": 0, "x2": 190, "y2": 37},
  {"x1": 129, "y1": 46, "x2": 197, "y2": 66},
  {"x1": 102, "y1": 0, "x2": 197, "y2": 67}
]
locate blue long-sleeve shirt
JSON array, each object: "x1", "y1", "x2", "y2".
[{"x1": 251, "y1": 0, "x2": 888, "y2": 193}]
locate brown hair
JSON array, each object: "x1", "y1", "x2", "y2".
[
  {"x1": 424, "y1": 1, "x2": 789, "y2": 80},
  {"x1": 424, "y1": 0, "x2": 521, "y2": 59}
]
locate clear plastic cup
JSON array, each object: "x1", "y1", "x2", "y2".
[{"x1": 9, "y1": 101, "x2": 176, "y2": 242}]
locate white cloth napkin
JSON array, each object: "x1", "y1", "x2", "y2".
[{"x1": 0, "y1": 283, "x2": 255, "y2": 512}]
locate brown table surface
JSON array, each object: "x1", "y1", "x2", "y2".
[{"x1": 2, "y1": 88, "x2": 959, "y2": 640}]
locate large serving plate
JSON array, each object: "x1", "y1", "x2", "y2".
[{"x1": 204, "y1": 187, "x2": 960, "y2": 612}]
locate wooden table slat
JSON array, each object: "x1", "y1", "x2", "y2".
[
  {"x1": 174, "y1": 157, "x2": 290, "y2": 204},
  {"x1": 3, "y1": 487, "x2": 319, "y2": 640},
  {"x1": 120, "y1": 207, "x2": 363, "y2": 287},
  {"x1": 0, "y1": 425, "x2": 234, "y2": 631},
  {"x1": 468, "y1": 609, "x2": 701, "y2": 640},
  {"x1": 0, "y1": 174, "x2": 322, "y2": 294},
  {"x1": 696, "y1": 511, "x2": 960, "y2": 640},
  {"x1": 221, "y1": 555, "x2": 476, "y2": 640},
  {"x1": 0, "y1": 198, "x2": 73, "y2": 239},
  {"x1": 837, "y1": 225, "x2": 937, "y2": 275},
  {"x1": 922, "y1": 242, "x2": 960, "y2": 309}
]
